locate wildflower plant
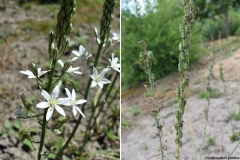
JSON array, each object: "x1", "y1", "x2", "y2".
[
  {"x1": 175, "y1": 0, "x2": 198, "y2": 159},
  {"x1": 15, "y1": 0, "x2": 119, "y2": 159},
  {"x1": 199, "y1": 32, "x2": 213, "y2": 160},
  {"x1": 138, "y1": 40, "x2": 164, "y2": 159}
]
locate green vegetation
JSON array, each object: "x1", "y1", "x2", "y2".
[
  {"x1": 207, "y1": 136, "x2": 215, "y2": 146},
  {"x1": 230, "y1": 112, "x2": 240, "y2": 121},
  {"x1": 129, "y1": 106, "x2": 140, "y2": 116},
  {"x1": 122, "y1": 0, "x2": 203, "y2": 91},
  {"x1": 198, "y1": 88, "x2": 222, "y2": 99},
  {"x1": 230, "y1": 133, "x2": 240, "y2": 142}
]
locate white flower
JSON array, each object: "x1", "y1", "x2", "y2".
[
  {"x1": 109, "y1": 53, "x2": 120, "y2": 72},
  {"x1": 36, "y1": 82, "x2": 69, "y2": 121},
  {"x1": 63, "y1": 88, "x2": 87, "y2": 117},
  {"x1": 20, "y1": 68, "x2": 49, "y2": 79},
  {"x1": 58, "y1": 60, "x2": 82, "y2": 75},
  {"x1": 14, "y1": 106, "x2": 28, "y2": 119},
  {"x1": 90, "y1": 67, "x2": 111, "y2": 88},
  {"x1": 72, "y1": 45, "x2": 92, "y2": 61},
  {"x1": 112, "y1": 31, "x2": 120, "y2": 42}
]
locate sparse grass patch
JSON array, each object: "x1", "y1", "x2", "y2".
[
  {"x1": 128, "y1": 106, "x2": 140, "y2": 116},
  {"x1": 23, "y1": 2, "x2": 32, "y2": 9},
  {"x1": 165, "y1": 98, "x2": 178, "y2": 107},
  {"x1": 162, "y1": 87, "x2": 169, "y2": 92},
  {"x1": 230, "y1": 133, "x2": 240, "y2": 142},
  {"x1": 198, "y1": 88, "x2": 222, "y2": 99},
  {"x1": 207, "y1": 136, "x2": 215, "y2": 146},
  {"x1": 121, "y1": 119, "x2": 134, "y2": 129},
  {"x1": 230, "y1": 112, "x2": 240, "y2": 121},
  {"x1": 193, "y1": 78, "x2": 201, "y2": 85},
  {"x1": 45, "y1": 4, "x2": 59, "y2": 12}
]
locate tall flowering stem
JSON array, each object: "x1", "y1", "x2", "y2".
[
  {"x1": 54, "y1": 0, "x2": 116, "y2": 158},
  {"x1": 199, "y1": 32, "x2": 213, "y2": 160},
  {"x1": 38, "y1": 0, "x2": 76, "y2": 159},
  {"x1": 175, "y1": 0, "x2": 198, "y2": 159},
  {"x1": 138, "y1": 40, "x2": 164, "y2": 159}
]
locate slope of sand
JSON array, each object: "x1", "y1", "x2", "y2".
[{"x1": 121, "y1": 48, "x2": 240, "y2": 160}]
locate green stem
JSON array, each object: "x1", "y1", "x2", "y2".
[
  {"x1": 149, "y1": 72, "x2": 164, "y2": 160},
  {"x1": 80, "y1": 72, "x2": 119, "y2": 154},
  {"x1": 54, "y1": 41, "x2": 105, "y2": 160},
  {"x1": 38, "y1": 60, "x2": 56, "y2": 160},
  {"x1": 228, "y1": 140, "x2": 240, "y2": 157}
]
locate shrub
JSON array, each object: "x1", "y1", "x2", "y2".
[{"x1": 121, "y1": 0, "x2": 202, "y2": 91}]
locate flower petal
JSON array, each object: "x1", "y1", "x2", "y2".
[
  {"x1": 65, "y1": 88, "x2": 71, "y2": 99},
  {"x1": 72, "y1": 106, "x2": 77, "y2": 116},
  {"x1": 76, "y1": 99, "x2": 87, "y2": 105},
  {"x1": 38, "y1": 70, "x2": 50, "y2": 77},
  {"x1": 46, "y1": 107, "x2": 54, "y2": 121},
  {"x1": 98, "y1": 83, "x2": 103, "y2": 89},
  {"x1": 55, "y1": 105, "x2": 66, "y2": 116},
  {"x1": 91, "y1": 81, "x2": 97, "y2": 88},
  {"x1": 58, "y1": 60, "x2": 64, "y2": 67},
  {"x1": 36, "y1": 102, "x2": 50, "y2": 108},
  {"x1": 75, "y1": 106, "x2": 86, "y2": 118},
  {"x1": 72, "y1": 50, "x2": 80, "y2": 56},
  {"x1": 92, "y1": 67, "x2": 98, "y2": 76},
  {"x1": 79, "y1": 45, "x2": 85, "y2": 54},
  {"x1": 57, "y1": 98, "x2": 70, "y2": 104},
  {"x1": 71, "y1": 89, "x2": 76, "y2": 102},
  {"x1": 52, "y1": 85, "x2": 60, "y2": 99},
  {"x1": 40, "y1": 89, "x2": 51, "y2": 101}
]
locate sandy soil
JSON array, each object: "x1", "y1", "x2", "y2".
[{"x1": 121, "y1": 47, "x2": 240, "y2": 159}]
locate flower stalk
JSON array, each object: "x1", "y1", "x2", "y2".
[
  {"x1": 54, "y1": 0, "x2": 116, "y2": 158},
  {"x1": 138, "y1": 40, "x2": 164, "y2": 159},
  {"x1": 175, "y1": 1, "x2": 198, "y2": 159}
]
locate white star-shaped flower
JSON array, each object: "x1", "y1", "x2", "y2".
[
  {"x1": 36, "y1": 82, "x2": 69, "y2": 121},
  {"x1": 72, "y1": 45, "x2": 92, "y2": 61},
  {"x1": 109, "y1": 53, "x2": 120, "y2": 72},
  {"x1": 58, "y1": 60, "x2": 82, "y2": 75},
  {"x1": 90, "y1": 67, "x2": 111, "y2": 88},
  {"x1": 20, "y1": 68, "x2": 49, "y2": 79},
  {"x1": 112, "y1": 31, "x2": 120, "y2": 42},
  {"x1": 63, "y1": 88, "x2": 87, "y2": 117}
]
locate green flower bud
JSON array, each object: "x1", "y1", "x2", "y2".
[
  {"x1": 179, "y1": 24, "x2": 184, "y2": 32},
  {"x1": 62, "y1": 59, "x2": 72, "y2": 72},
  {"x1": 147, "y1": 51, "x2": 153, "y2": 59},
  {"x1": 52, "y1": 48, "x2": 58, "y2": 60},
  {"x1": 176, "y1": 86, "x2": 180, "y2": 97},
  {"x1": 151, "y1": 73, "x2": 155, "y2": 81},
  {"x1": 151, "y1": 110, "x2": 158, "y2": 119},
  {"x1": 49, "y1": 31, "x2": 54, "y2": 44},
  {"x1": 20, "y1": 94, "x2": 29, "y2": 110},
  {"x1": 181, "y1": 0, "x2": 186, "y2": 6},
  {"x1": 94, "y1": 27, "x2": 98, "y2": 38},
  {"x1": 30, "y1": 63, "x2": 38, "y2": 77},
  {"x1": 179, "y1": 42, "x2": 183, "y2": 52}
]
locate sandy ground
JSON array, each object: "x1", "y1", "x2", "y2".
[{"x1": 121, "y1": 47, "x2": 240, "y2": 159}]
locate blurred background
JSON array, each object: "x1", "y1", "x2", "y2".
[{"x1": 121, "y1": 0, "x2": 240, "y2": 91}]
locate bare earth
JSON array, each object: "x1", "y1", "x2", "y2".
[{"x1": 121, "y1": 47, "x2": 240, "y2": 159}]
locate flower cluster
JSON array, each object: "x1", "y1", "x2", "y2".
[
  {"x1": 36, "y1": 81, "x2": 86, "y2": 121},
  {"x1": 19, "y1": 44, "x2": 120, "y2": 121}
]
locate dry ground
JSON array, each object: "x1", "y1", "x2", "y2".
[{"x1": 121, "y1": 39, "x2": 240, "y2": 160}]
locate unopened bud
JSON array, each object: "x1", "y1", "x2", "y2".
[
  {"x1": 63, "y1": 59, "x2": 72, "y2": 72},
  {"x1": 30, "y1": 63, "x2": 38, "y2": 77},
  {"x1": 94, "y1": 27, "x2": 98, "y2": 38},
  {"x1": 147, "y1": 51, "x2": 153, "y2": 59}
]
